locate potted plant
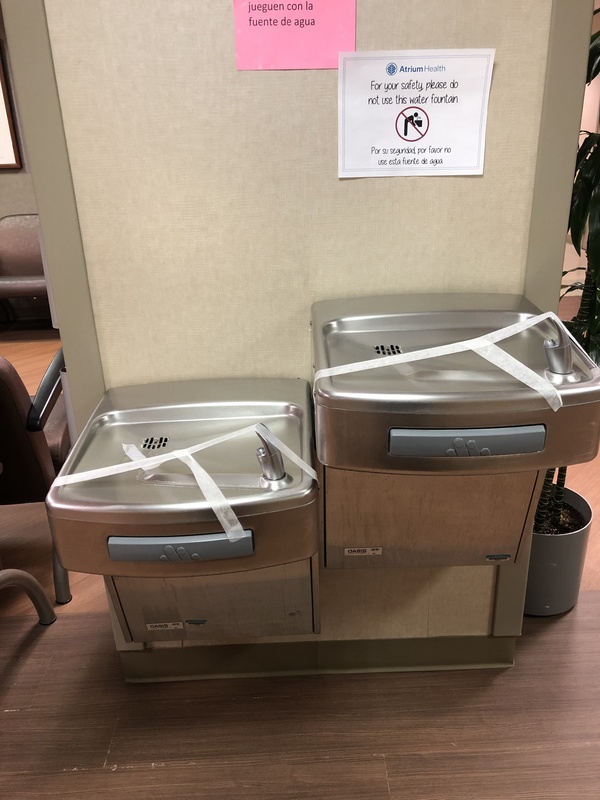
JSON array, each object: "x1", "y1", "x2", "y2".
[
  {"x1": 524, "y1": 467, "x2": 593, "y2": 615},
  {"x1": 524, "y1": 26, "x2": 600, "y2": 615}
]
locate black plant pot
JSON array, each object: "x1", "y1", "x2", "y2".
[{"x1": 524, "y1": 488, "x2": 592, "y2": 616}]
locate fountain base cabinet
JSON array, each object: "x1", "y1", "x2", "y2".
[
  {"x1": 107, "y1": 558, "x2": 318, "y2": 643},
  {"x1": 107, "y1": 557, "x2": 519, "y2": 683}
]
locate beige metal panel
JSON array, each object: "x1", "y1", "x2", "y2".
[
  {"x1": 113, "y1": 559, "x2": 315, "y2": 642},
  {"x1": 315, "y1": 404, "x2": 600, "y2": 476},
  {"x1": 427, "y1": 566, "x2": 495, "y2": 637},
  {"x1": 40, "y1": 0, "x2": 555, "y2": 390},
  {"x1": 118, "y1": 635, "x2": 516, "y2": 680},
  {"x1": 163, "y1": 560, "x2": 493, "y2": 644},
  {"x1": 324, "y1": 467, "x2": 538, "y2": 568},
  {"x1": 319, "y1": 567, "x2": 431, "y2": 639},
  {"x1": 491, "y1": 469, "x2": 545, "y2": 637},
  {"x1": 108, "y1": 561, "x2": 495, "y2": 646},
  {"x1": 49, "y1": 502, "x2": 319, "y2": 578},
  {"x1": 524, "y1": 0, "x2": 594, "y2": 311},
  {"x1": 311, "y1": 566, "x2": 495, "y2": 639}
]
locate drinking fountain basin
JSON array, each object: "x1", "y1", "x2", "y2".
[
  {"x1": 47, "y1": 378, "x2": 318, "y2": 578},
  {"x1": 312, "y1": 293, "x2": 600, "y2": 475}
]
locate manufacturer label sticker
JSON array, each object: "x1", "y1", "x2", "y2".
[
  {"x1": 344, "y1": 547, "x2": 383, "y2": 556},
  {"x1": 146, "y1": 622, "x2": 184, "y2": 631}
]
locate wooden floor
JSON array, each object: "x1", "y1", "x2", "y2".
[
  {"x1": 0, "y1": 325, "x2": 62, "y2": 395},
  {"x1": 0, "y1": 595, "x2": 599, "y2": 798},
  {"x1": 1, "y1": 321, "x2": 600, "y2": 797}
]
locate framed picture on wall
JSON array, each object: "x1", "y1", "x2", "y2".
[{"x1": 0, "y1": 54, "x2": 21, "y2": 169}]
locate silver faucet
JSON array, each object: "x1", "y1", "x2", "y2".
[
  {"x1": 255, "y1": 423, "x2": 286, "y2": 482},
  {"x1": 544, "y1": 321, "x2": 573, "y2": 376}
]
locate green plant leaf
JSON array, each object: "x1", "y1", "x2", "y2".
[
  {"x1": 575, "y1": 131, "x2": 600, "y2": 170},
  {"x1": 563, "y1": 317, "x2": 587, "y2": 349},
  {"x1": 588, "y1": 334, "x2": 600, "y2": 365},
  {"x1": 560, "y1": 284, "x2": 584, "y2": 299},
  {"x1": 588, "y1": 30, "x2": 600, "y2": 83},
  {"x1": 585, "y1": 187, "x2": 600, "y2": 272},
  {"x1": 569, "y1": 136, "x2": 600, "y2": 251},
  {"x1": 534, "y1": 468, "x2": 556, "y2": 532}
]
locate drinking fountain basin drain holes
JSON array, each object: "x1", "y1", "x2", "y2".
[{"x1": 142, "y1": 436, "x2": 169, "y2": 450}]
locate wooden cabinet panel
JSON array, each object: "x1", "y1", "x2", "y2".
[
  {"x1": 113, "y1": 559, "x2": 315, "y2": 642},
  {"x1": 325, "y1": 468, "x2": 538, "y2": 568}
]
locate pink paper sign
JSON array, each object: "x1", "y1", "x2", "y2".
[{"x1": 234, "y1": 1, "x2": 356, "y2": 70}]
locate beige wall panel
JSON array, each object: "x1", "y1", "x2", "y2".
[
  {"x1": 44, "y1": 0, "x2": 552, "y2": 389},
  {"x1": 318, "y1": 567, "x2": 494, "y2": 639},
  {"x1": 427, "y1": 566, "x2": 495, "y2": 637},
  {"x1": 319, "y1": 568, "x2": 431, "y2": 639}
]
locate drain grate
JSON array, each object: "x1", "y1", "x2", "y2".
[
  {"x1": 374, "y1": 344, "x2": 402, "y2": 356},
  {"x1": 141, "y1": 436, "x2": 169, "y2": 450}
]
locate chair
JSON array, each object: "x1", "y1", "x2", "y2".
[
  {"x1": 0, "y1": 348, "x2": 72, "y2": 623},
  {"x1": 0, "y1": 214, "x2": 49, "y2": 322}
]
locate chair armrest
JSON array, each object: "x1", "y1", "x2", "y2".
[
  {"x1": 27, "y1": 348, "x2": 65, "y2": 432},
  {"x1": 0, "y1": 276, "x2": 48, "y2": 298}
]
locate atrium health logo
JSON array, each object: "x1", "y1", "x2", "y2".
[{"x1": 386, "y1": 62, "x2": 397, "y2": 76}]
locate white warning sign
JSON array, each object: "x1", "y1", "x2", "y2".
[{"x1": 338, "y1": 49, "x2": 495, "y2": 177}]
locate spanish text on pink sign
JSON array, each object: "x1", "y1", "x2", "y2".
[{"x1": 233, "y1": 0, "x2": 356, "y2": 71}]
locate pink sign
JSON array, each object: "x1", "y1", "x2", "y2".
[{"x1": 233, "y1": 1, "x2": 356, "y2": 71}]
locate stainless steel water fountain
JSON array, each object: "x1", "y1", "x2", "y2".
[
  {"x1": 47, "y1": 378, "x2": 319, "y2": 643},
  {"x1": 311, "y1": 293, "x2": 600, "y2": 568}
]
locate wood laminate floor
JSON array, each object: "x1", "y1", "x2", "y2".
[
  {"x1": 0, "y1": 325, "x2": 61, "y2": 394},
  {"x1": 1, "y1": 594, "x2": 600, "y2": 797},
  {"x1": 1, "y1": 321, "x2": 600, "y2": 798}
]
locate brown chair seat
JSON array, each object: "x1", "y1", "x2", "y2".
[{"x1": 0, "y1": 348, "x2": 72, "y2": 618}]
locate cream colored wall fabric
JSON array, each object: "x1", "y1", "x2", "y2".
[{"x1": 45, "y1": 0, "x2": 551, "y2": 388}]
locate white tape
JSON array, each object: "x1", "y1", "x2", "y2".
[
  {"x1": 123, "y1": 443, "x2": 153, "y2": 469},
  {"x1": 53, "y1": 424, "x2": 317, "y2": 541},
  {"x1": 470, "y1": 343, "x2": 562, "y2": 411},
  {"x1": 122, "y1": 442, "x2": 246, "y2": 542},
  {"x1": 314, "y1": 310, "x2": 564, "y2": 412},
  {"x1": 176, "y1": 451, "x2": 247, "y2": 542}
]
